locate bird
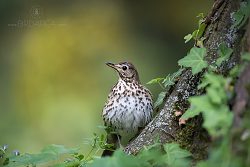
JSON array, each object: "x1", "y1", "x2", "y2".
[{"x1": 102, "y1": 61, "x2": 153, "y2": 156}]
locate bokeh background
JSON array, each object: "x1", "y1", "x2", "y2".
[{"x1": 0, "y1": 0, "x2": 212, "y2": 153}]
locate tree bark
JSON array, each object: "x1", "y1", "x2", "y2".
[{"x1": 124, "y1": 0, "x2": 249, "y2": 161}]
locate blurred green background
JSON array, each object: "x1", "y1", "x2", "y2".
[{"x1": 0, "y1": 0, "x2": 212, "y2": 153}]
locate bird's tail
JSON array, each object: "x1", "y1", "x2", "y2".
[{"x1": 101, "y1": 133, "x2": 119, "y2": 157}]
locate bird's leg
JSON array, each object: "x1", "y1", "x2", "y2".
[{"x1": 116, "y1": 134, "x2": 123, "y2": 149}]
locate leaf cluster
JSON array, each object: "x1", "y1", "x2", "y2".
[
  {"x1": 87, "y1": 143, "x2": 191, "y2": 167},
  {"x1": 1, "y1": 133, "x2": 111, "y2": 167},
  {"x1": 1, "y1": 142, "x2": 192, "y2": 167},
  {"x1": 184, "y1": 13, "x2": 206, "y2": 45},
  {"x1": 181, "y1": 72, "x2": 233, "y2": 137},
  {"x1": 232, "y1": 1, "x2": 250, "y2": 29},
  {"x1": 147, "y1": 68, "x2": 183, "y2": 108},
  {"x1": 1, "y1": 144, "x2": 80, "y2": 167}
]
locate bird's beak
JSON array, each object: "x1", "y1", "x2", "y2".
[{"x1": 106, "y1": 62, "x2": 116, "y2": 69}]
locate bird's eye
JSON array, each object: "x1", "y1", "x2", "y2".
[{"x1": 122, "y1": 66, "x2": 127, "y2": 70}]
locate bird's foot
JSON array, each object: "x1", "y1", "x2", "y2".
[
  {"x1": 174, "y1": 110, "x2": 187, "y2": 125},
  {"x1": 178, "y1": 118, "x2": 187, "y2": 125},
  {"x1": 174, "y1": 110, "x2": 182, "y2": 117}
]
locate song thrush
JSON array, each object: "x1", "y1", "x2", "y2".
[{"x1": 102, "y1": 62, "x2": 153, "y2": 156}]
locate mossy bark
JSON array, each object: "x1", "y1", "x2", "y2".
[{"x1": 125, "y1": 0, "x2": 249, "y2": 162}]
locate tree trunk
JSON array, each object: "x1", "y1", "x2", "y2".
[{"x1": 125, "y1": 0, "x2": 249, "y2": 162}]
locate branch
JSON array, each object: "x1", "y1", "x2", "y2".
[{"x1": 125, "y1": 0, "x2": 247, "y2": 160}]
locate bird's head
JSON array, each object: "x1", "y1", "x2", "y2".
[{"x1": 106, "y1": 62, "x2": 140, "y2": 83}]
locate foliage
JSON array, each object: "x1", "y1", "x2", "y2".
[
  {"x1": 216, "y1": 43, "x2": 233, "y2": 66},
  {"x1": 162, "y1": 143, "x2": 191, "y2": 167},
  {"x1": 178, "y1": 47, "x2": 207, "y2": 74},
  {"x1": 232, "y1": 1, "x2": 250, "y2": 29},
  {"x1": 180, "y1": 32, "x2": 239, "y2": 137},
  {"x1": 1, "y1": 133, "x2": 111, "y2": 167},
  {"x1": 87, "y1": 143, "x2": 191, "y2": 167},
  {"x1": 162, "y1": 69, "x2": 184, "y2": 88},
  {"x1": 184, "y1": 13, "x2": 206, "y2": 45},
  {"x1": 197, "y1": 137, "x2": 241, "y2": 167},
  {"x1": 154, "y1": 91, "x2": 167, "y2": 108},
  {"x1": 1, "y1": 142, "x2": 191, "y2": 167},
  {"x1": 1, "y1": 145, "x2": 79, "y2": 167},
  {"x1": 150, "y1": 4, "x2": 250, "y2": 165},
  {"x1": 147, "y1": 78, "x2": 164, "y2": 85},
  {"x1": 181, "y1": 2, "x2": 250, "y2": 160},
  {"x1": 147, "y1": 68, "x2": 183, "y2": 108},
  {"x1": 181, "y1": 72, "x2": 233, "y2": 137},
  {"x1": 241, "y1": 52, "x2": 250, "y2": 61},
  {"x1": 178, "y1": 38, "x2": 250, "y2": 167},
  {"x1": 145, "y1": 26, "x2": 247, "y2": 167}
]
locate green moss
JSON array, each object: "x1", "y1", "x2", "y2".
[{"x1": 175, "y1": 115, "x2": 210, "y2": 162}]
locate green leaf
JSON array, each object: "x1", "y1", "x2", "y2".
[
  {"x1": 41, "y1": 144, "x2": 79, "y2": 156},
  {"x1": 147, "y1": 78, "x2": 164, "y2": 85},
  {"x1": 202, "y1": 73, "x2": 227, "y2": 104},
  {"x1": 229, "y1": 65, "x2": 240, "y2": 78},
  {"x1": 183, "y1": 72, "x2": 233, "y2": 137},
  {"x1": 203, "y1": 72, "x2": 225, "y2": 87},
  {"x1": 207, "y1": 86, "x2": 227, "y2": 104},
  {"x1": 178, "y1": 47, "x2": 208, "y2": 74},
  {"x1": 7, "y1": 153, "x2": 56, "y2": 166},
  {"x1": 52, "y1": 163, "x2": 72, "y2": 167},
  {"x1": 163, "y1": 143, "x2": 191, "y2": 167},
  {"x1": 138, "y1": 143, "x2": 164, "y2": 166},
  {"x1": 184, "y1": 24, "x2": 205, "y2": 44},
  {"x1": 162, "y1": 69, "x2": 183, "y2": 88},
  {"x1": 181, "y1": 94, "x2": 233, "y2": 137},
  {"x1": 198, "y1": 69, "x2": 223, "y2": 89},
  {"x1": 181, "y1": 107, "x2": 201, "y2": 120},
  {"x1": 207, "y1": 87, "x2": 221, "y2": 104},
  {"x1": 163, "y1": 74, "x2": 175, "y2": 87},
  {"x1": 181, "y1": 95, "x2": 211, "y2": 120},
  {"x1": 197, "y1": 139, "x2": 241, "y2": 167},
  {"x1": 163, "y1": 143, "x2": 191, "y2": 158},
  {"x1": 199, "y1": 72, "x2": 226, "y2": 89},
  {"x1": 6, "y1": 145, "x2": 79, "y2": 167},
  {"x1": 0, "y1": 147, "x2": 5, "y2": 158},
  {"x1": 195, "y1": 23, "x2": 206, "y2": 40},
  {"x1": 154, "y1": 91, "x2": 167, "y2": 108},
  {"x1": 198, "y1": 78, "x2": 209, "y2": 90},
  {"x1": 87, "y1": 150, "x2": 140, "y2": 167},
  {"x1": 241, "y1": 52, "x2": 250, "y2": 61},
  {"x1": 202, "y1": 105, "x2": 233, "y2": 137},
  {"x1": 232, "y1": 2, "x2": 250, "y2": 29},
  {"x1": 197, "y1": 13, "x2": 205, "y2": 22},
  {"x1": 184, "y1": 13, "x2": 205, "y2": 43},
  {"x1": 216, "y1": 43, "x2": 233, "y2": 66},
  {"x1": 184, "y1": 34, "x2": 193, "y2": 43}
]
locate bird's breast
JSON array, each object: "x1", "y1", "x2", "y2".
[{"x1": 103, "y1": 83, "x2": 153, "y2": 135}]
